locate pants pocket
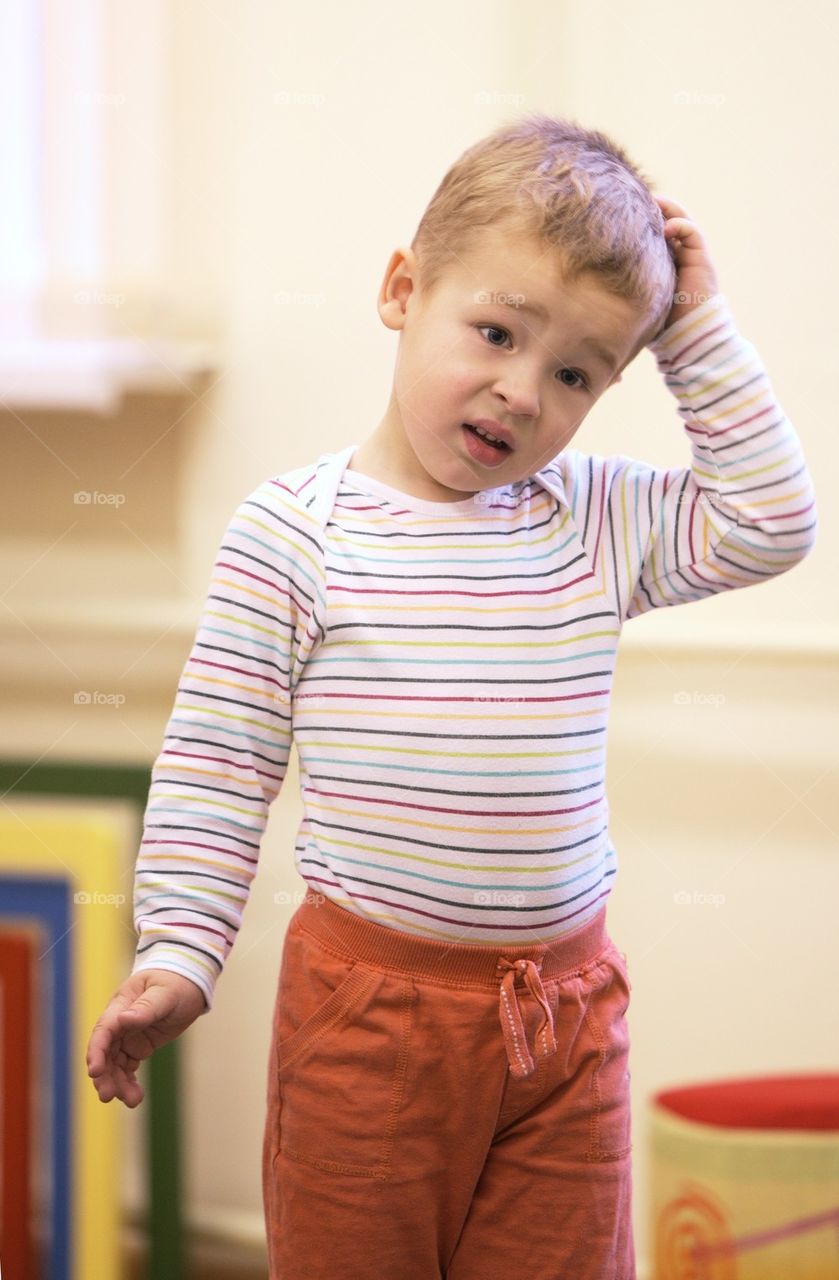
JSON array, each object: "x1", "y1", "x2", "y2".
[
  {"x1": 272, "y1": 922, "x2": 416, "y2": 1179},
  {"x1": 581, "y1": 942, "x2": 632, "y2": 1163}
]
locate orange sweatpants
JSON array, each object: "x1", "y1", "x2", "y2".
[{"x1": 262, "y1": 891, "x2": 635, "y2": 1279}]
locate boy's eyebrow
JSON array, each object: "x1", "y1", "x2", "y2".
[
  {"x1": 574, "y1": 334, "x2": 620, "y2": 371},
  {"x1": 495, "y1": 298, "x2": 620, "y2": 371}
]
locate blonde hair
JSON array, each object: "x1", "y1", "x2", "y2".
[{"x1": 410, "y1": 112, "x2": 677, "y2": 351}]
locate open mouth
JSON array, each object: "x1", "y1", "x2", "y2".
[{"x1": 463, "y1": 423, "x2": 510, "y2": 452}]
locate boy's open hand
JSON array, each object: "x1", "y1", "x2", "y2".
[
  {"x1": 86, "y1": 968, "x2": 208, "y2": 1108},
  {"x1": 653, "y1": 194, "x2": 721, "y2": 335}
]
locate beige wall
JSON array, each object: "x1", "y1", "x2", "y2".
[{"x1": 3, "y1": 1, "x2": 836, "y2": 1273}]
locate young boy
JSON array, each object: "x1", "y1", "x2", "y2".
[{"x1": 87, "y1": 114, "x2": 817, "y2": 1278}]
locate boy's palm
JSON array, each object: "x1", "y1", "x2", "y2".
[{"x1": 86, "y1": 968, "x2": 207, "y2": 1108}]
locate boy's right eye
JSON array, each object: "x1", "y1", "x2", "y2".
[{"x1": 477, "y1": 324, "x2": 511, "y2": 347}]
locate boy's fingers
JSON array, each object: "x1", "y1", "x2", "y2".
[
  {"x1": 663, "y1": 216, "x2": 706, "y2": 249},
  {"x1": 111, "y1": 1060, "x2": 143, "y2": 1106},
  {"x1": 89, "y1": 1045, "x2": 144, "y2": 1106},
  {"x1": 86, "y1": 994, "x2": 154, "y2": 1075},
  {"x1": 654, "y1": 193, "x2": 690, "y2": 217},
  {"x1": 97, "y1": 988, "x2": 173, "y2": 1051},
  {"x1": 87, "y1": 1005, "x2": 130, "y2": 1060},
  {"x1": 663, "y1": 215, "x2": 693, "y2": 231},
  {"x1": 87, "y1": 1016, "x2": 121, "y2": 1073},
  {"x1": 88, "y1": 975, "x2": 203, "y2": 1107}
]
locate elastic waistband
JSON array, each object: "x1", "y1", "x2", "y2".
[{"x1": 291, "y1": 893, "x2": 611, "y2": 990}]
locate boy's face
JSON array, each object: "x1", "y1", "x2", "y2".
[{"x1": 359, "y1": 226, "x2": 656, "y2": 503}]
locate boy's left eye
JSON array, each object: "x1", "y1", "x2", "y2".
[{"x1": 476, "y1": 324, "x2": 590, "y2": 391}]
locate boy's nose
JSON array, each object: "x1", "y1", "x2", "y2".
[{"x1": 493, "y1": 375, "x2": 540, "y2": 419}]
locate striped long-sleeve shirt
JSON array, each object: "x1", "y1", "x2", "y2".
[{"x1": 130, "y1": 293, "x2": 817, "y2": 1009}]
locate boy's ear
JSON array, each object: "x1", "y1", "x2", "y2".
[{"x1": 378, "y1": 246, "x2": 418, "y2": 331}]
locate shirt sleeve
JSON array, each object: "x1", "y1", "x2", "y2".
[
  {"x1": 619, "y1": 292, "x2": 817, "y2": 621},
  {"x1": 129, "y1": 476, "x2": 321, "y2": 1011}
]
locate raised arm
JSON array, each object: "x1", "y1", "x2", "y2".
[{"x1": 621, "y1": 291, "x2": 817, "y2": 619}]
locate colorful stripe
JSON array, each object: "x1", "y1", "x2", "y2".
[{"x1": 131, "y1": 294, "x2": 817, "y2": 1008}]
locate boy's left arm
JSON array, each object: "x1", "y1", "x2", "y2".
[{"x1": 621, "y1": 195, "x2": 818, "y2": 621}]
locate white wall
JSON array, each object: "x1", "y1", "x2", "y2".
[{"x1": 3, "y1": 0, "x2": 836, "y2": 1273}]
